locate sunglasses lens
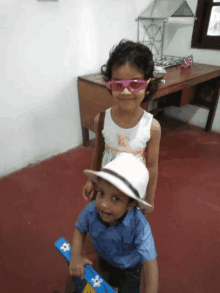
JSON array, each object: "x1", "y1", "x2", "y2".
[
  {"x1": 129, "y1": 81, "x2": 145, "y2": 91},
  {"x1": 107, "y1": 80, "x2": 148, "y2": 92},
  {"x1": 109, "y1": 82, "x2": 124, "y2": 92}
]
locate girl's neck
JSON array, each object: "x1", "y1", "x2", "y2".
[
  {"x1": 111, "y1": 106, "x2": 144, "y2": 129},
  {"x1": 115, "y1": 105, "x2": 143, "y2": 119}
]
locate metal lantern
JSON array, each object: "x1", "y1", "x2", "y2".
[{"x1": 136, "y1": 0, "x2": 195, "y2": 68}]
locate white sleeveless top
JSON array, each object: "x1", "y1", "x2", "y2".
[{"x1": 101, "y1": 108, "x2": 153, "y2": 167}]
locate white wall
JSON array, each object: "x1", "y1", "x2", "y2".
[
  {"x1": 0, "y1": 0, "x2": 137, "y2": 177},
  {"x1": 136, "y1": 0, "x2": 220, "y2": 133},
  {"x1": 1, "y1": 0, "x2": 219, "y2": 178}
]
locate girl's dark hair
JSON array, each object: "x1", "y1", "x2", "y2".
[{"x1": 101, "y1": 39, "x2": 163, "y2": 103}]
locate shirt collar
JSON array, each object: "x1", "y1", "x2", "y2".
[{"x1": 122, "y1": 208, "x2": 135, "y2": 227}]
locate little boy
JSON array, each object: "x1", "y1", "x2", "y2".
[{"x1": 69, "y1": 153, "x2": 158, "y2": 293}]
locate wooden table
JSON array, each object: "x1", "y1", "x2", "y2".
[{"x1": 78, "y1": 63, "x2": 220, "y2": 146}]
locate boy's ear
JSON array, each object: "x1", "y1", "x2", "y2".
[{"x1": 127, "y1": 200, "x2": 138, "y2": 211}]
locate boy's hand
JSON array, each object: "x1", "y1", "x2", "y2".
[
  {"x1": 69, "y1": 254, "x2": 93, "y2": 280},
  {"x1": 83, "y1": 180, "x2": 95, "y2": 201}
]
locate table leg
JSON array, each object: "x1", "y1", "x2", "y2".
[
  {"x1": 82, "y1": 127, "x2": 90, "y2": 147},
  {"x1": 205, "y1": 77, "x2": 220, "y2": 132},
  {"x1": 181, "y1": 87, "x2": 195, "y2": 106}
]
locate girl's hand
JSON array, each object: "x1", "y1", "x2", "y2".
[
  {"x1": 69, "y1": 254, "x2": 93, "y2": 280},
  {"x1": 83, "y1": 180, "x2": 96, "y2": 200},
  {"x1": 141, "y1": 203, "x2": 154, "y2": 218}
]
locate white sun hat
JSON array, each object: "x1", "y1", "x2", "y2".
[{"x1": 84, "y1": 153, "x2": 151, "y2": 207}]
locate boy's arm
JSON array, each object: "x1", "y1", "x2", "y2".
[
  {"x1": 144, "y1": 119, "x2": 161, "y2": 214},
  {"x1": 141, "y1": 259, "x2": 159, "y2": 293},
  {"x1": 69, "y1": 227, "x2": 92, "y2": 279},
  {"x1": 71, "y1": 227, "x2": 87, "y2": 256}
]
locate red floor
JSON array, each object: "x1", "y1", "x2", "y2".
[{"x1": 1, "y1": 118, "x2": 220, "y2": 293}]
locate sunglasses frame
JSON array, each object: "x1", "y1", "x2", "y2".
[{"x1": 106, "y1": 79, "x2": 151, "y2": 92}]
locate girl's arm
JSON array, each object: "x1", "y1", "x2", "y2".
[
  {"x1": 91, "y1": 113, "x2": 103, "y2": 171},
  {"x1": 83, "y1": 113, "x2": 105, "y2": 200},
  {"x1": 141, "y1": 259, "x2": 159, "y2": 293},
  {"x1": 144, "y1": 119, "x2": 161, "y2": 209}
]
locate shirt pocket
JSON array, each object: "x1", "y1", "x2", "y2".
[{"x1": 122, "y1": 239, "x2": 134, "y2": 253}]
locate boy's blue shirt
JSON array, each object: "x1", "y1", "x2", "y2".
[{"x1": 75, "y1": 201, "x2": 157, "y2": 269}]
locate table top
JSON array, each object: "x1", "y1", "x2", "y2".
[{"x1": 78, "y1": 63, "x2": 220, "y2": 99}]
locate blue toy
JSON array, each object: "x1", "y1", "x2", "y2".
[{"x1": 55, "y1": 237, "x2": 116, "y2": 293}]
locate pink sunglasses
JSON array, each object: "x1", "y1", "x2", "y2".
[{"x1": 106, "y1": 79, "x2": 151, "y2": 92}]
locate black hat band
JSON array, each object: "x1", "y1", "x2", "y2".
[{"x1": 101, "y1": 168, "x2": 140, "y2": 199}]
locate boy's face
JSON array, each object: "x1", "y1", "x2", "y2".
[{"x1": 95, "y1": 178, "x2": 136, "y2": 226}]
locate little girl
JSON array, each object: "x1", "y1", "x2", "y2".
[{"x1": 83, "y1": 39, "x2": 161, "y2": 216}]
